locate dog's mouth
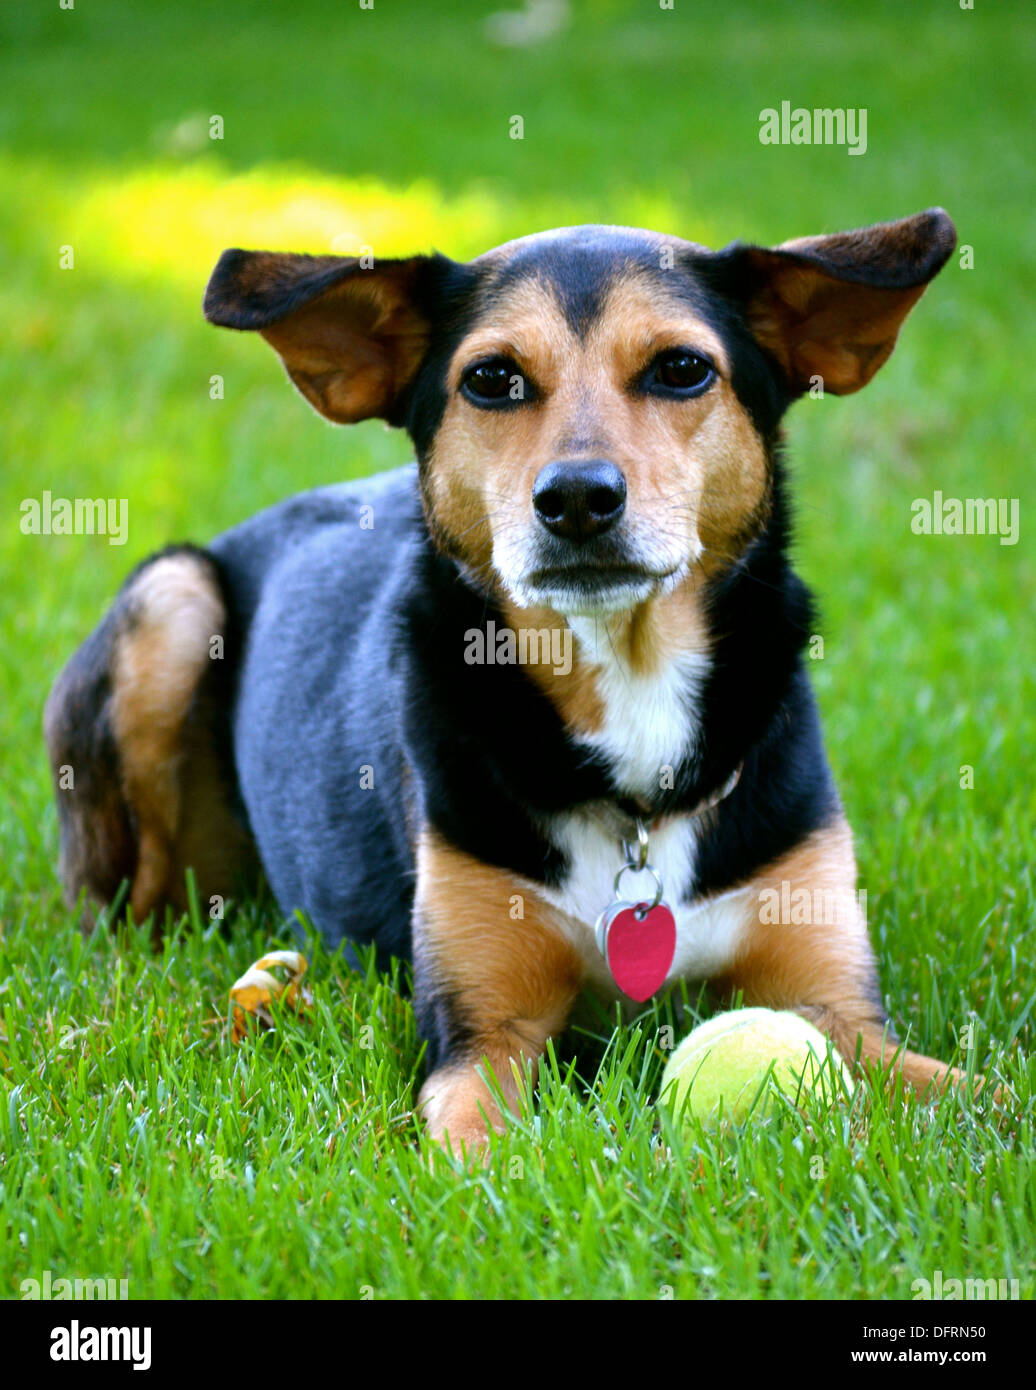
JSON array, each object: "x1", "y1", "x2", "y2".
[{"x1": 519, "y1": 563, "x2": 683, "y2": 616}]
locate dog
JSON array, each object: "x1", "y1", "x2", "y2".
[{"x1": 45, "y1": 208, "x2": 973, "y2": 1151}]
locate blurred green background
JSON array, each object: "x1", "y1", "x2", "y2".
[{"x1": 0, "y1": 0, "x2": 1033, "y2": 1300}]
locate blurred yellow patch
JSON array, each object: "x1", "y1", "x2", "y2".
[
  {"x1": 67, "y1": 161, "x2": 696, "y2": 287},
  {"x1": 3, "y1": 153, "x2": 707, "y2": 293},
  {"x1": 76, "y1": 164, "x2": 510, "y2": 285}
]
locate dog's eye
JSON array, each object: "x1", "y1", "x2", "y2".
[
  {"x1": 462, "y1": 357, "x2": 525, "y2": 405},
  {"x1": 650, "y1": 349, "x2": 714, "y2": 395}
]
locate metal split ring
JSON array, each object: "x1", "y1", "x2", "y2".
[{"x1": 613, "y1": 861, "x2": 664, "y2": 915}]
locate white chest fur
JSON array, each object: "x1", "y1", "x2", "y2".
[
  {"x1": 567, "y1": 617, "x2": 711, "y2": 802},
  {"x1": 540, "y1": 624, "x2": 749, "y2": 999},
  {"x1": 540, "y1": 809, "x2": 752, "y2": 1000}
]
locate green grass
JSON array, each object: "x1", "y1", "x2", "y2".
[{"x1": 1, "y1": 0, "x2": 1034, "y2": 1301}]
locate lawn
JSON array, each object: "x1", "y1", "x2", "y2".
[{"x1": 0, "y1": 0, "x2": 1033, "y2": 1301}]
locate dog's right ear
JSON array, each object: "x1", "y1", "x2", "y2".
[{"x1": 203, "y1": 249, "x2": 451, "y2": 425}]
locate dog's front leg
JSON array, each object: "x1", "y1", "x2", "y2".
[
  {"x1": 717, "y1": 817, "x2": 974, "y2": 1095},
  {"x1": 412, "y1": 831, "x2": 583, "y2": 1156}
]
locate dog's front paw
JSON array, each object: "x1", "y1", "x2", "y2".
[{"x1": 418, "y1": 1065, "x2": 508, "y2": 1164}]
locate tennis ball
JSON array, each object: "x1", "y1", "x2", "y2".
[{"x1": 659, "y1": 1008, "x2": 854, "y2": 1125}]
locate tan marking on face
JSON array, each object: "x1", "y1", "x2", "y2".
[
  {"x1": 581, "y1": 277, "x2": 771, "y2": 575},
  {"x1": 424, "y1": 268, "x2": 770, "y2": 615},
  {"x1": 425, "y1": 266, "x2": 766, "y2": 719},
  {"x1": 594, "y1": 572, "x2": 713, "y2": 679},
  {"x1": 424, "y1": 275, "x2": 571, "y2": 579},
  {"x1": 496, "y1": 574, "x2": 712, "y2": 738},
  {"x1": 498, "y1": 597, "x2": 604, "y2": 734},
  {"x1": 415, "y1": 828, "x2": 583, "y2": 1149}
]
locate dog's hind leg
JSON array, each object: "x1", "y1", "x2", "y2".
[{"x1": 44, "y1": 546, "x2": 255, "y2": 929}]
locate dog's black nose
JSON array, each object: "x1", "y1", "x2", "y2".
[{"x1": 532, "y1": 460, "x2": 627, "y2": 542}]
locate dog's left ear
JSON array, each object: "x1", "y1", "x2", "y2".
[
  {"x1": 722, "y1": 209, "x2": 956, "y2": 395},
  {"x1": 203, "y1": 249, "x2": 452, "y2": 425}
]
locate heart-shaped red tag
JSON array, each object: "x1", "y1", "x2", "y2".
[{"x1": 603, "y1": 901, "x2": 677, "y2": 1002}]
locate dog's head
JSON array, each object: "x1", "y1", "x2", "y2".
[{"x1": 205, "y1": 210, "x2": 954, "y2": 617}]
